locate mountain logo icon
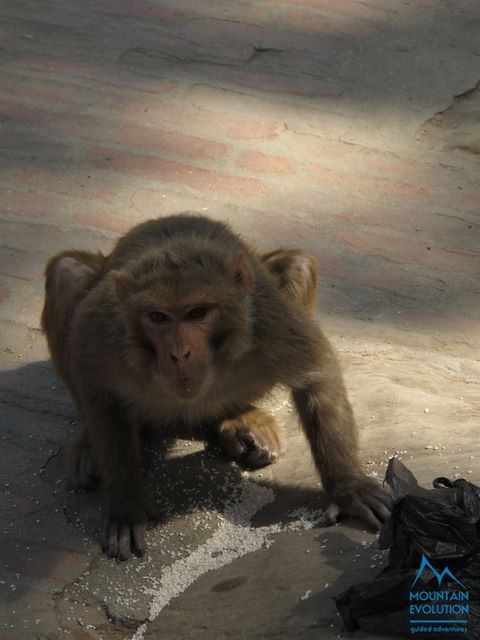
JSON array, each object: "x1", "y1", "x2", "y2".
[{"x1": 411, "y1": 555, "x2": 467, "y2": 590}]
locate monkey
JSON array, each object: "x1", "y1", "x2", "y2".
[{"x1": 41, "y1": 213, "x2": 391, "y2": 560}]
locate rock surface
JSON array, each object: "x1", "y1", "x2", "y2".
[{"x1": 1, "y1": 1, "x2": 479, "y2": 638}]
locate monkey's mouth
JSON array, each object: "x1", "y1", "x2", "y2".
[{"x1": 169, "y1": 377, "x2": 200, "y2": 399}]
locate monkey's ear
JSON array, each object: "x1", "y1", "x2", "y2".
[
  {"x1": 231, "y1": 254, "x2": 253, "y2": 294},
  {"x1": 111, "y1": 270, "x2": 133, "y2": 300}
]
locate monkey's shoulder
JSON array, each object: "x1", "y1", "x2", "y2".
[
  {"x1": 67, "y1": 281, "x2": 125, "y2": 361},
  {"x1": 250, "y1": 290, "x2": 334, "y2": 385}
]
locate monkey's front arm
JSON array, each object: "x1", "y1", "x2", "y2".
[
  {"x1": 72, "y1": 391, "x2": 148, "y2": 560},
  {"x1": 292, "y1": 382, "x2": 391, "y2": 529}
]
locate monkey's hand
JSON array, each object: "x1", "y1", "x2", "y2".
[
  {"x1": 218, "y1": 408, "x2": 286, "y2": 469},
  {"x1": 103, "y1": 504, "x2": 148, "y2": 561},
  {"x1": 324, "y1": 475, "x2": 392, "y2": 530}
]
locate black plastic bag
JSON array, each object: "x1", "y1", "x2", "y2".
[{"x1": 335, "y1": 459, "x2": 480, "y2": 638}]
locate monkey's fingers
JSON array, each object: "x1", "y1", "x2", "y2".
[
  {"x1": 354, "y1": 486, "x2": 392, "y2": 529},
  {"x1": 367, "y1": 496, "x2": 391, "y2": 525},
  {"x1": 353, "y1": 497, "x2": 385, "y2": 530},
  {"x1": 239, "y1": 431, "x2": 279, "y2": 469},
  {"x1": 218, "y1": 411, "x2": 285, "y2": 470},
  {"x1": 103, "y1": 521, "x2": 146, "y2": 561},
  {"x1": 377, "y1": 484, "x2": 393, "y2": 508},
  {"x1": 323, "y1": 476, "x2": 393, "y2": 529},
  {"x1": 103, "y1": 520, "x2": 121, "y2": 559},
  {"x1": 118, "y1": 524, "x2": 133, "y2": 561},
  {"x1": 324, "y1": 498, "x2": 383, "y2": 530},
  {"x1": 325, "y1": 489, "x2": 392, "y2": 531},
  {"x1": 132, "y1": 524, "x2": 146, "y2": 558},
  {"x1": 218, "y1": 428, "x2": 247, "y2": 459}
]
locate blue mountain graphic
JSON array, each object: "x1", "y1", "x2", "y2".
[{"x1": 411, "y1": 555, "x2": 467, "y2": 589}]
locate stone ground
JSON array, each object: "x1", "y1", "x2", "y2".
[{"x1": 1, "y1": 0, "x2": 480, "y2": 638}]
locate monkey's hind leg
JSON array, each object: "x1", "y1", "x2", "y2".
[{"x1": 218, "y1": 408, "x2": 286, "y2": 469}]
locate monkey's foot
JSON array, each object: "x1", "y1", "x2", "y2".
[
  {"x1": 324, "y1": 475, "x2": 392, "y2": 531},
  {"x1": 103, "y1": 516, "x2": 147, "y2": 561},
  {"x1": 218, "y1": 408, "x2": 286, "y2": 469}
]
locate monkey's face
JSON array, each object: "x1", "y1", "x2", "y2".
[
  {"x1": 111, "y1": 248, "x2": 255, "y2": 402},
  {"x1": 139, "y1": 301, "x2": 219, "y2": 401}
]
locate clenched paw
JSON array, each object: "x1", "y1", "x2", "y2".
[
  {"x1": 218, "y1": 408, "x2": 286, "y2": 469},
  {"x1": 325, "y1": 475, "x2": 392, "y2": 530}
]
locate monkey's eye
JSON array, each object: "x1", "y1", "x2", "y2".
[
  {"x1": 187, "y1": 307, "x2": 208, "y2": 321},
  {"x1": 149, "y1": 311, "x2": 169, "y2": 323}
]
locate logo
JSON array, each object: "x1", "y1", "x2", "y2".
[{"x1": 409, "y1": 555, "x2": 469, "y2": 635}]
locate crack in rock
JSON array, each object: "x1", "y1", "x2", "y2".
[
  {"x1": 421, "y1": 77, "x2": 480, "y2": 155},
  {"x1": 248, "y1": 46, "x2": 285, "y2": 63}
]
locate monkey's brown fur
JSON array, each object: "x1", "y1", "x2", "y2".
[
  {"x1": 261, "y1": 248, "x2": 317, "y2": 313},
  {"x1": 42, "y1": 214, "x2": 390, "y2": 560}
]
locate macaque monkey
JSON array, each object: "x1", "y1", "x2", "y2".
[{"x1": 42, "y1": 214, "x2": 391, "y2": 560}]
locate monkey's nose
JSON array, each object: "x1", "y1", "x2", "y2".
[{"x1": 169, "y1": 348, "x2": 191, "y2": 362}]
